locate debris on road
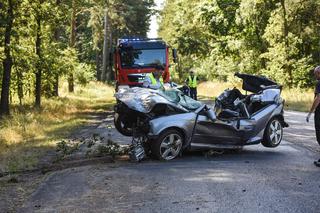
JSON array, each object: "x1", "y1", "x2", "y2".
[{"x1": 56, "y1": 133, "x2": 129, "y2": 161}]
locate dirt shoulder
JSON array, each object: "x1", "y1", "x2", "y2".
[{"x1": 0, "y1": 106, "x2": 132, "y2": 212}]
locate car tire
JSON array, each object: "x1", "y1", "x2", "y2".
[
  {"x1": 114, "y1": 113, "x2": 133, "y2": 136},
  {"x1": 261, "y1": 117, "x2": 283, "y2": 148},
  {"x1": 151, "y1": 129, "x2": 184, "y2": 161}
]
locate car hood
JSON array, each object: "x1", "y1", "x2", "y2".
[
  {"x1": 115, "y1": 87, "x2": 202, "y2": 113},
  {"x1": 235, "y1": 73, "x2": 279, "y2": 93}
]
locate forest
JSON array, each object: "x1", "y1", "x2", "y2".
[
  {"x1": 0, "y1": 0, "x2": 154, "y2": 116},
  {"x1": 1, "y1": 0, "x2": 320, "y2": 116},
  {"x1": 159, "y1": 0, "x2": 320, "y2": 88}
]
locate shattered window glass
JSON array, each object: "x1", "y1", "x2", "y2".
[
  {"x1": 160, "y1": 90, "x2": 180, "y2": 103},
  {"x1": 179, "y1": 95, "x2": 202, "y2": 110},
  {"x1": 160, "y1": 89, "x2": 202, "y2": 110}
]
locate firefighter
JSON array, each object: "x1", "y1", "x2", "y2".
[
  {"x1": 185, "y1": 70, "x2": 198, "y2": 100},
  {"x1": 143, "y1": 65, "x2": 164, "y2": 90}
]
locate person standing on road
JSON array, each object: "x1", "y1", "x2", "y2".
[
  {"x1": 143, "y1": 65, "x2": 164, "y2": 90},
  {"x1": 306, "y1": 65, "x2": 320, "y2": 167},
  {"x1": 185, "y1": 70, "x2": 199, "y2": 100}
]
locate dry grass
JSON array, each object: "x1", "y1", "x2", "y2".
[
  {"x1": 197, "y1": 81, "x2": 314, "y2": 112},
  {"x1": 0, "y1": 81, "x2": 115, "y2": 173},
  {"x1": 281, "y1": 88, "x2": 314, "y2": 112},
  {"x1": 197, "y1": 81, "x2": 242, "y2": 99}
]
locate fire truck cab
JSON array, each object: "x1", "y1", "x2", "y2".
[{"x1": 114, "y1": 38, "x2": 177, "y2": 90}]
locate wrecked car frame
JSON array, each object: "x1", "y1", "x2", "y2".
[{"x1": 114, "y1": 73, "x2": 288, "y2": 161}]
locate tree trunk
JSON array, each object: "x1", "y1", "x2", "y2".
[
  {"x1": 53, "y1": 0, "x2": 61, "y2": 96},
  {"x1": 108, "y1": 26, "x2": 113, "y2": 81},
  {"x1": 96, "y1": 48, "x2": 101, "y2": 81},
  {"x1": 280, "y1": 0, "x2": 293, "y2": 87},
  {"x1": 101, "y1": 8, "x2": 108, "y2": 82},
  {"x1": 0, "y1": 0, "x2": 14, "y2": 116},
  {"x1": 17, "y1": 69, "x2": 24, "y2": 106},
  {"x1": 68, "y1": 0, "x2": 76, "y2": 92},
  {"x1": 54, "y1": 74, "x2": 59, "y2": 96},
  {"x1": 35, "y1": 15, "x2": 42, "y2": 108}
]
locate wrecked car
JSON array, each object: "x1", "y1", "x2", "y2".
[{"x1": 114, "y1": 73, "x2": 288, "y2": 161}]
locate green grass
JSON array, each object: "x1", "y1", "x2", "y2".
[
  {"x1": 198, "y1": 81, "x2": 313, "y2": 112},
  {"x1": 0, "y1": 81, "x2": 115, "y2": 173}
]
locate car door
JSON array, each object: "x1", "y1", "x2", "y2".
[
  {"x1": 249, "y1": 104, "x2": 279, "y2": 136},
  {"x1": 191, "y1": 111, "x2": 243, "y2": 147}
]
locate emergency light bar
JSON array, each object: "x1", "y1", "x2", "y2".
[{"x1": 118, "y1": 37, "x2": 163, "y2": 45}]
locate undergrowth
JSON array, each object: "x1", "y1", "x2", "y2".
[{"x1": 0, "y1": 81, "x2": 115, "y2": 173}]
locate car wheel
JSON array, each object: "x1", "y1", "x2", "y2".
[
  {"x1": 151, "y1": 129, "x2": 183, "y2": 161},
  {"x1": 114, "y1": 113, "x2": 133, "y2": 136},
  {"x1": 261, "y1": 117, "x2": 283, "y2": 148}
]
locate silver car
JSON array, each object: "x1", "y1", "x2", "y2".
[{"x1": 114, "y1": 73, "x2": 288, "y2": 161}]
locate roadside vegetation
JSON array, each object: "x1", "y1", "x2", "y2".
[
  {"x1": 0, "y1": 81, "x2": 115, "y2": 173},
  {"x1": 160, "y1": 0, "x2": 320, "y2": 92},
  {"x1": 0, "y1": 0, "x2": 153, "y2": 116},
  {"x1": 0, "y1": 0, "x2": 153, "y2": 173}
]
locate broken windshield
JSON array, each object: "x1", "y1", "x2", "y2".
[{"x1": 159, "y1": 89, "x2": 202, "y2": 110}]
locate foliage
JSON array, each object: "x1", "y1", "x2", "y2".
[
  {"x1": 56, "y1": 140, "x2": 79, "y2": 155},
  {"x1": 75, "y1": 63, "x2": 95, "y2": 86},
  {"x1": 0, "y1": 0, "x2": 154, "y2": 112},
  {"x1": 159, "y1": 0, "x2": 320, "y2": 88}
]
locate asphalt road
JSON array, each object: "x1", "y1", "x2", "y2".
[{"x1": 19, "y1": 111, "x2": 320, "y2": 213}]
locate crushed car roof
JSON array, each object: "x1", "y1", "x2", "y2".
[{"x1": 115, "y1": 87, "x2": 202, "y2": 113}]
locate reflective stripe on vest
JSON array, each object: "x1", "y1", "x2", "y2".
[
  {"x1": 147, "y1": 73, "x2": 163, "y2": 85},
  {"x1": 188, "y1": 75, "x2": 197, "y2": 88}
]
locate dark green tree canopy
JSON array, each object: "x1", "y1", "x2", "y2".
[
  {"x1": 159, "y1": 0, "x2": 320, "y2": 87},
  {"x1": 0, "y1": 0, "x2": 154, "y2": 115}
]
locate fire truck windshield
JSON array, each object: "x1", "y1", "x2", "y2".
[{"x1": 120, "y1": 48, "x2": 166, "y2": 68}]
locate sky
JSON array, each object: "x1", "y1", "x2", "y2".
[{"x1": 147, "y1": 0, "x2": 165, "y2": 38}]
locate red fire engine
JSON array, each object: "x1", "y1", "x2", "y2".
[{"x1": 114, "y1": 38, "x2": 177, "y2": 90}]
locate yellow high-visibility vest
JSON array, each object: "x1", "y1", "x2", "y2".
[
  {"x1": 147, "y1": 73, "x2": 163, "y2": 85},
  {"x1": 188, "y1": 75, "x2": 197, "y2": 88}
]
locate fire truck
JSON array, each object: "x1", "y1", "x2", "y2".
[{"x1": 114, "y1": 37, "x2": 177, "y2": 90}]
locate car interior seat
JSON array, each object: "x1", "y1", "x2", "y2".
[{"x1": 216, "y1": 88, "x2": 249, "y2": 119}]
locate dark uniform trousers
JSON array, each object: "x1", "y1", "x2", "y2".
[
  {"x1": 190, "y1": 87, "x2": 197, "y2": 100},
  {"x1": 314, "y1": 106, "x2": 320, "y2": 146}
]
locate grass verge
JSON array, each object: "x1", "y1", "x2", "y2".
[
  {"x1": 0, "y1": 81, "x2": 115, "y2": 173},
  {"x1": 197, "y1": 81, "x2": 313, "y2": 112}
]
